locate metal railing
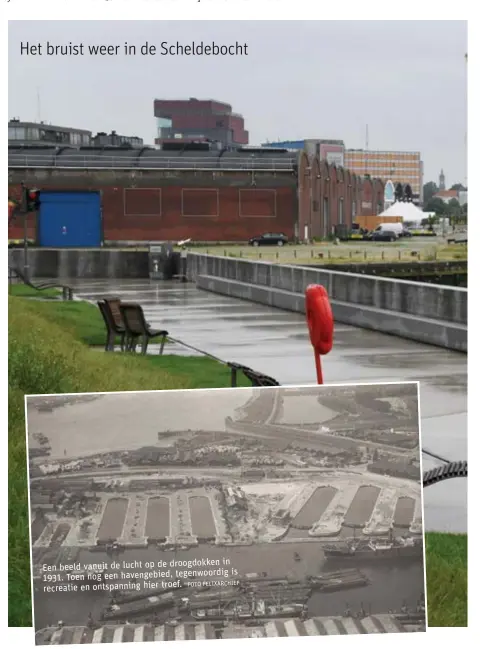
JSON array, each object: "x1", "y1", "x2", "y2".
[{"x1": 8, "y1": 153, "x2": 297, "y2": 173}]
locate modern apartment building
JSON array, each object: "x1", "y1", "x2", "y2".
[
  {"x1": 344, "y1": 149, "x2": 423, "y2": 203},
  {"x1": 154, "y1": 98, "x2": 249, "y2": 148},
  {"x1": 8, "y1": 120, "x2": 143, "y2": 148},
  {"x1": 8, "y1": 119, "x2": 91, "y2": 147}
]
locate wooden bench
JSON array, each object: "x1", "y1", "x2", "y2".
[
  {"x1": 119, "y1": 303, "x2": 169, "y2": 355},
  {"x1": 9, "y1": 266, "x2": 74, "y2": 301},
  {"x1": 97, "y1": 299, "x2": 126, "y2": 352}
]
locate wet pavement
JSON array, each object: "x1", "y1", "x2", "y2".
[{"x1": 70, "y1": 279, "x2": 467, "y2": 534}]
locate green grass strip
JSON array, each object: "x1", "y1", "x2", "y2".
[{"x1": 425, "y1": 532, "x2": 468, "y2": 626}]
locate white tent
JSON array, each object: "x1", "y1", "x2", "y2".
[{"x1": 379, "y1": 201, "x2": 426, "y2": 223}]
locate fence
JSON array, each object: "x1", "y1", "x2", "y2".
[
  {"x1": 8, "y1": 153, "x2": 297, "y2": 172},
  {"x1": 199, "y1": 243, "x2": 465, "y2": 265}
]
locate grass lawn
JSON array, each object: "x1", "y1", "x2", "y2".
[
  {"x1": 8, "y1": 295, "x2": 249, "y2": 627},
  {"x1": 8, "y1": 294, "x2": 467, "y2": 628},
  {"x1": 8, "y1": 284, "x2": 61, "y2": 299},
  {"x1": 425, "y1": 532, "x2": 468, "y2": 626},
  {"x1": 8, "y1": 287, "x2": 143, "y2": 347},
  {"x1": 12, "y1": 297, "x2": 116, "y2": 347}
]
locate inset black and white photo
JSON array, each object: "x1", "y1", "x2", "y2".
[{"x1": 26, "y1": 382, "x2": 426, "y2": 644}]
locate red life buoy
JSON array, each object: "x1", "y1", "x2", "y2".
[
  {"x1": 305, "y1": 284, "x2": 334, "y2": 355},
  {"x1": 305, "y1": 284, "x2": 334, "y2": 385}
]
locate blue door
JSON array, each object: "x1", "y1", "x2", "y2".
[{"x1": 38, "y1": 191, "x2": 102, "y2": 247}]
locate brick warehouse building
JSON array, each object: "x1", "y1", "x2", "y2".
[{"x1": 8, "y1": 146, "x2": 384, "y2": 246}]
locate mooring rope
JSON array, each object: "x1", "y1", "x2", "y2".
[
  {"x1": 422, "y1": 448, "x2": 450, "y2": 464},
  {"x1": 166, "y1": 335, "x2": 228, "y2": 365}
]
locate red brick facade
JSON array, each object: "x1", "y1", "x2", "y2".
[
  {"x1": 8, "y1": 153, "x2": 383, "y2": 244},
  {"x1": 103, "y1": 186, "x2": 297, "y2": 242},
  {"x1": 296, "y1": 152, "x2": 385, "y2": 240},
  {"x1": 8, "y1": 183, "x2": 297, "y2": 243}
]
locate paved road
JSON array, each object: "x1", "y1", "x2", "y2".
[{"x1": 71, "y1": 279, "x2": 467, "y2": 534}]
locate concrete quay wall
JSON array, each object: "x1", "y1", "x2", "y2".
[
  {"x1": 8, "y1": 248, "x2": 149, "y2": 279},
  {"x1": 187, "y1": 254, "x2": 467, "y2": 352}
]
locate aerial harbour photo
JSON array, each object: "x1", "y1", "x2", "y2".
[{"x1": 26, "y1": 382, "x2": 426, "y2": 643}]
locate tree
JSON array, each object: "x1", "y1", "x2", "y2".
[
  {"x1": 394, "y1": 183, "x2": 404, "y2": 201},
  {"x1": 450, "y1": 183, "x2": 467, "y2": 192},
  {"x1": 422, "y1": 181, "x2": 438, "y2": 204},
  {"x1": 447, "y1": 198, "x2": 462, "y2": 221},
  {"x1": 424, "y1": 197, "x2": 446, "y2": 215},
  {"x1": 421, "y1": 214, "x2": 437, "y2": 228},
  {"x1": 446, "y1": 198, "x2": 463, "y2": 227},
  {"x1": 404, "y1": 184, "x2": 413, "y2": 202},
  {"x1": 448, "y1": 198, "x2": 461, "y2": 210}
]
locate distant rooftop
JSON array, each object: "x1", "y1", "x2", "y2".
[
  {"x1": 154, "y1": 97, "x2": 231, "y2": 104},
  {"x1": 8, "y1": 119, "x2": 91, "y2": 135},
  {"x1": 345, "y1": 149, "x2": 421, "y2": 156},
  {"x1": 261, "y1": 138, "x2": 344, "y2": 146}
]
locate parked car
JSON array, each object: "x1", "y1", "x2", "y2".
[
  {"x1": 248, "y1": 233, "x2": 288, "y2": 247},
  {"x1": 373, "y1": 222, "x2": 407, "y2": 237},
  {"x1": 368, "y1": 230, "x2": 398, "y2": 242}
]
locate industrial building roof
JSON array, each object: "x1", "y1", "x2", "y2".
[
  {"x1": 35, "y1": 614, "x2": 423, "y2": 643},
  {"x1": 8, "y1": 145, "x2": 299, "y2": 172},
  {"x1": 8, "y1": 120, "x2": 92, "y2": 135}
]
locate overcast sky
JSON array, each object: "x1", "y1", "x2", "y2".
[{"x1": 9, "y1": 20, "x2": 467, "y2": 186}]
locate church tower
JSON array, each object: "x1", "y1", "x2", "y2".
[{"x1": 439, "y1": 169, "x2": 446, "y2": 191}]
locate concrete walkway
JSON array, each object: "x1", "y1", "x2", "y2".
[{"x1": 72, "y1": 279, "x2": 467, "y2": 534}]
